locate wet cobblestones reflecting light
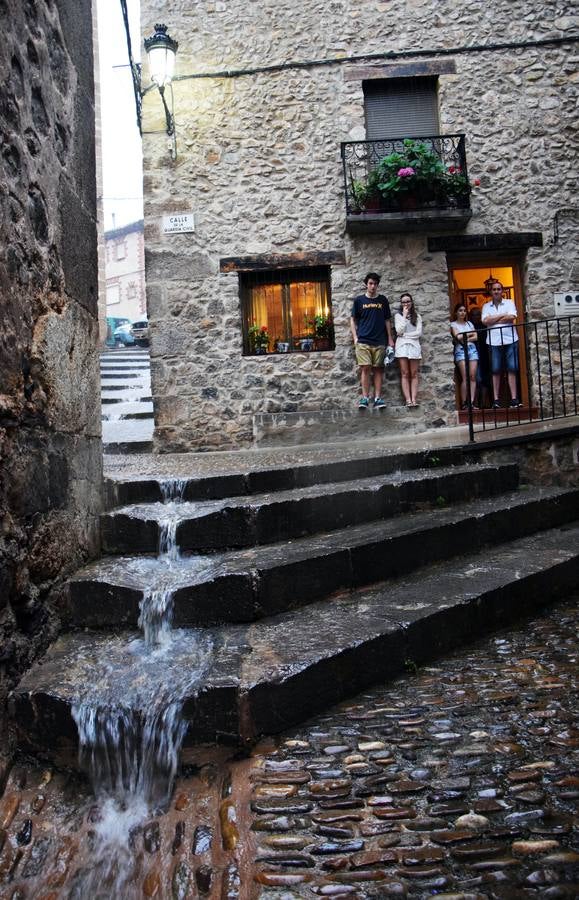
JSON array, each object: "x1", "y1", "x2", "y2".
[{"x1": 1, "y1": 598, "x2": 577, "y2": 897}]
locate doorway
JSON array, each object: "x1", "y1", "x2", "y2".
[{"x1": 447, "y1": 259, "x2": 529, "y2": 410}]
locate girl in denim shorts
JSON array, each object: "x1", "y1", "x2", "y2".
[{"x1": 451, "y1": 303, "x2": 479, "y2": 409}]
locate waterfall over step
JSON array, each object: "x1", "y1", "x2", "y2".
[
  {"x1": 64, "y1": 628, "x2": 213, "y2": 898},
  {"x1": 137, "y1": 482, "x2": 188, "y2": 645},
  {"x1": 139, "y1": 587, "x2": 174, "y2": 646},
  {"x1": 12, "y1": 445, "x2": 579, "y2": 771}
]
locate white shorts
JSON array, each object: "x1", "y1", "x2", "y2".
[{"x1": 395, "y1": 341, "x2": 421, "y2": 360}]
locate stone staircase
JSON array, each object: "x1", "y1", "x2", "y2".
[
  {"x1": 100, "y1": 348, "x2": 154, "y2": 453},
  {"x1": 11, "y1": 446, "x2": 579, "y2": 764}
]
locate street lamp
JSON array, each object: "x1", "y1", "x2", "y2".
[{"x1": 144, "y1": 24, "x2": 178, "y2": 137}]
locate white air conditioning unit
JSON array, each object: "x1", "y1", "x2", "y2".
[{"x1": 554, "y1": 291, "x2": 579, "y2": 317}]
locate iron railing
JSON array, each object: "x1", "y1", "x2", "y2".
[
  {"x1": 459, "y1": 315, "x2": 578, "y2": 442},
  {"x1": 341, "y1": 134, "x2": 470, "y2": 215}
]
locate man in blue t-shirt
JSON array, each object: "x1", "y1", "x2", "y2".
[{"x1": 350, "y1": 272, "x2": 394, "y2": 409}]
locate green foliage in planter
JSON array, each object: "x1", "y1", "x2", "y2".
[
  {"x1": 349, "y1": 139, "x2": 470, "y2": 211},
  {"x1": 349, "y1": 170, "x2": 382, "y2": 211},
  {"x1": 438, "y1": 171, "x2": 470, "y2": 203},
  {"x1": 376, "y1": 139, "x2": 447, "y2": 201},
  {"x1": 248, "y1": 323, "x2": 269, "y2": 351},
  {"x1": 307, "y1": 314, "x2": 334, "y2": 339}
]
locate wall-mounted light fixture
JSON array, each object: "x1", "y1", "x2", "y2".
[{"x1": 143, "y1": 23, "x2": 179, "y2": 156}]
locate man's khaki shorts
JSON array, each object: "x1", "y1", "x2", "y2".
[{"x1": 355, "y1": 343, "x2": 386, "y2": 367}]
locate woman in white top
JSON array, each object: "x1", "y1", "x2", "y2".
[
  {"x1": 450, "y1": 302, "x2": 479, "y2": 409},
  {"x1": 394, "y1": 292, "x2": 423, "y2": 407}
]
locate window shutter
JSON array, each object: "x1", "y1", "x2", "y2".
[{"x1": 364, "y1": 78, "x2": 439, "y2": 140}]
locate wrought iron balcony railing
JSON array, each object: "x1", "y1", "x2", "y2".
[{"x1": 341, "y1": 134, "x2": 471, "y2": 217}]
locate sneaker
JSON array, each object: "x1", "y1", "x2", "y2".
[
  {"x1": 492, "y1": 400, "x2": 502, "y2": 409},
  {"x1": 510, "y1": 398, "x2": 523, "y2": 408},
  {"x1": 373, "y1": 397, "x2": 385, "y2": 409},
  {"x1": 358, "y1": 396, "x2": 369, "y2": 409}
]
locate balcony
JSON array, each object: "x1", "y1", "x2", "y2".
[{"x1": 341, "y1": 135, "x2": 472, "y2": 234}]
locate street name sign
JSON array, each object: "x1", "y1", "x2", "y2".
[{"x1": 162, "y1": 213, "x2": 195, "y2": 234}]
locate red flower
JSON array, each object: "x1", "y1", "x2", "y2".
[
  {"x1": 473, "y1": 178, "x2": 481, "y2": 186},
  {"x1": 260, "y1": 326, "x2": 268, "y2": 333}
]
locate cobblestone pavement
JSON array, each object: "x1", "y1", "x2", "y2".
[{"x1": 1, "y1": 599, "x2": 577, "y2": 899}]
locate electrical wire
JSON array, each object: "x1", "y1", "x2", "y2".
[
  {"x1": 172, "y1": 34, "x2": 579, "y2": 82},
  {"x1": 119, "y1": 0, "x2": 142, "y2": 130}
]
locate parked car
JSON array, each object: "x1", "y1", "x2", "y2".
[
  {"x1": 113, "y1": 322, "x2": 135, "y2": 346},
  {"x1": 105, "y1": 316, "x2": 131, "y2": 347},
  {"x1": 131, "y1": 319, "x2": 149, "y2": 347}
]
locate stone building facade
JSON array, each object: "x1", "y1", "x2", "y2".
[
  {"x1": 140, "y1": 0, "x2": 578, "y2": 452},
  {"x1": 0, "y1": 0, "x2": 101, "y2": 747},
  {"x1": 105, "y1": 219, "x2": 146, "y2": 323}
]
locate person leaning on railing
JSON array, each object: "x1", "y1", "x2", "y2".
[
  {"x1": 481, "y1": 281, "x2": 522, "y2": 409},
  {"x1": 450, "y1": 302, "x2": 479, "y2": 409}
]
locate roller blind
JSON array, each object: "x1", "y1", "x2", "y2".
[{"x1": 364, "y1": 77, "x2": 439, "y2": 140}]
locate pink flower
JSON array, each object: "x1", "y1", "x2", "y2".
[
  {"x1": 472, "y1": 178, "x2": 481, "y2": 186},
  {"x1": 397, "y1": 167, "x2": 415, "y2": 177}
]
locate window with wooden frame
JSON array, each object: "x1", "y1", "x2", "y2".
[{"x1": 240, "y1": 266, "x2": 334, "y2": 355}]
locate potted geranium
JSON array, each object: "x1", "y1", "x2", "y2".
[
  {"x1": 248, "y1": 323, "x2": 269, "y2": 354},
  {"x1": 437, "y1": 163, "x2": 471, "y2": 207},
  {"x1": 308, "y1": 314, "x2": 334, "y2": 351}
]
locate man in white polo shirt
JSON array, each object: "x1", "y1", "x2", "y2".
[{"x1": 481, "y1": 281, "x2": 521, "y2": 408}]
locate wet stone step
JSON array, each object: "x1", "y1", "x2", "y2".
[
  {"x1": 102, "y1": 419, "x2": 154, "y2": 447},
  {"x1": 11, "y1": 524, "x2": 579, "y2": 756},
  {"x1": 67, "y1": 487, "x2": 579, "y2": 628},
  {"x1": 101, "y1": 395, "x2": 154, "y2": 405},
  {"x1": 100, "y1": 371, "x2": 148, "y2": 379},
  {"x1": 100, "y1": 462, "x2": 519, "y2": 553},
  {"x1": 102, "y1": 410, "x2": 154, "y2": 421},
  {"x1": 103, "y1": 440, "x2": 155, "y2": 456},
  {"x1": 100, "y1": 364, "x2": 151, "y2": 370},
  {"x1": 102, "y1": 400, "x2": 154, "y2": 418},
  {"x1": 4, "y1": 601, "x2": 577, "y2": 898},
  {"x1": 106, "y1": 446, "x2": 465, "y2": 506}
]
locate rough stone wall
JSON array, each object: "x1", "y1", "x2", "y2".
[
  {"x1": 476, "y1": 431, "x2": 579, "y2": 488},
  {"x1": 141, "y1": 0, "x2": 578, "y2": 451},
  {"x1": 0, "y1": 0, "x2": 101, "y2": 748}
]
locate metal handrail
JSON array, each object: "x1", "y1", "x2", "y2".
[{"x1": 460, "y1": 315, "x2": 578, "y2": 441}]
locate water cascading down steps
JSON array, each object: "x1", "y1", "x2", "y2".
[{"x1": 12, "y1": 447, "x2": 579, "y2": 809}]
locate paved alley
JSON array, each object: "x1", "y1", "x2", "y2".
[
  {"x1": 0, "y1": 598, "x2": 577, "y2": 898},
  {"x1": 100, "y1": 347, "x2": 154, "y2": 453}
]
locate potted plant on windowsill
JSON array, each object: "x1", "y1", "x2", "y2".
[
  {"x1": 248, "y1": 323, "x2": 269, "y2": 354},
  {"x1": 308, "y1": 314, "x2": 334, "y2": 351}
]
